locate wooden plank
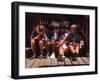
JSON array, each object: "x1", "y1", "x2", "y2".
[
  {"x1": 25, "y1": 58, "x2": 37, "y2": 68},
  {"x1": 57, "y1": 58, "x2": 65, "y2": 66},
  {"x1": 81, "y1": 57, "x2": 89, "y2": 64},
  {"x1": 42, "y1": 58, "x2": 51, "y2": 66},
  {"x1": 72, "y1": 61, "x2": 79, "y2": 65},
  {"x1": 51, "y1": 58, "x2": 58, "y2": 66},
  {"x1": 64, "y1": 57, "x2": 72, "y2": 65},
  {"x1": 58, "y1": 61, "x2": 64, "y2": 66},
  {"x1": 76, "y1": 57, "x2": 86, "y2": 64},
  {"x1": 38, "y1": 59, "x2": 47, "y2": 67},
  {"x1": 25, "y1": 57, "x2": 89, "y2": 68},
  {"x1": 71, "y1": 58, "x2": 79, "y2": 65},
  {"x1": 30, "y1": 59, "x2": 41, "y2": 68}
]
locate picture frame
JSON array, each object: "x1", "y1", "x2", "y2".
[{"x1": 11, "y1": 1, "x2": 98, "y2": 79}]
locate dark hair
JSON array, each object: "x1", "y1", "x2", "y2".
[{"x1": 33, "y1": 25, "x2": 45, "y2": 32}]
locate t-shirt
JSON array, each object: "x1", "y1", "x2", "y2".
[
  {"x1": 46, "y1": 29, "x2": 54, "y2": 40},
  {"x1": 31, "y1": 31, "x2": 48, "y2": 40},
  {"x1": 67, "y1": 32, "x2": 81, "y2": 43}
]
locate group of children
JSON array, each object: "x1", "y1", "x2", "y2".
[{"x1": 30, "y1": 23, "x2": 83, "y2": 61}]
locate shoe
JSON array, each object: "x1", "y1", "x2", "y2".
[
  {"x1": 62, "y1": 55, "x2": 65, "y2": 59},
  {"x1": 39, "y1": 55, "x2": 43, "y2": 59},
  {"x1": 50, "y1": 52, "x2": 55, "y2": 58}
]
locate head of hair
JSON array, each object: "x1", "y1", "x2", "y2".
[
  {"x1": 35, "y1": 25, "x2": 45, "y2": 33},
  {"x1": 69, "y1": 23, "x2": 78, "y2": 32},
  {"x1": 38, "y1": 25, "x2": 45, "y2": 32}
]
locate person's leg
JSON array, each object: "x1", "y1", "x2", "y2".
[
  {"x1": 39, "y1": 40, "x2": 43, "y2": 56},
  {"x1": 54, "y1": 41, "x2": 59, "y2": 58},
  {"x1": 51, "y1": 40, "x2": 55, "y2": 52},
  {"x1": 41, "y1": 40, "x2": 47, "y2": 57},
  {"x1": 59, "y1": 46, "x2": 65, "y2": 56},
  {"x1": 31, "y1": 39, "x2": 36, "y2": 57},
  {"x1": 68, "y1": 45, "x2": 77, "y2": 61},
  {"x1": 62, "y1": 44, "x2": 68, "y2": 56},
  {"x1": 64, "y1": 47, "x2": 68, "y2": 57},
  {"x1": 75, "y1": 45, "x2": 80, "y2": 54},
  {"x1": 49, "y1": 40, "x2": 56, "y2": 58},
  {"x1": 46, "y1": 40, "x2": 52, "y2": 56},
  {"x1": 68, "y1": 45, "x2": 76, "y2": 54},
  {"x1": 57, "y1": 46, "x2": 65, "y2": 61}
]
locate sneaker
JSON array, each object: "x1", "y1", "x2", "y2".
[
  {"x1": 50, "y1": 52, "x2": 55, "y2": 58},
  {"x1": 62, "y1": 55, "x2": 65, "y2": 59}
]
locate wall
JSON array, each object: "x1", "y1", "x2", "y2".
[{"x1": 0, "y1": 0, "x2": 99, "y2": 81}]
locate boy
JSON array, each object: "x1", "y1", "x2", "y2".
[{"x1": 31, "y1": 25, "x2": 47, "y2": 58}]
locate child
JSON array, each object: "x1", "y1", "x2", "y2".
[
  {"x1": 31, "y1": 25, "x2": 47, "y2": 58},
  {"x1": 46, "y1": 26, "x2": 59, "y2": 58},
  {"x1": 67, "y1": 24, "x2": 81, "y2": 61},
  {"x1": 57, "y1": 26, "x2": 69, "y2": 61}
]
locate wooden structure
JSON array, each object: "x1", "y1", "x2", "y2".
[{"x1": 25, "y1": 56, "x2": 89, "y2": 68}]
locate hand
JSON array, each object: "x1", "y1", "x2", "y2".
[
  {"x1": 59, "y1": 40, "x2": 64, "y2": 46},
  {"x1": 39, "y1": 32, "x2": 43, "y2": 35}
]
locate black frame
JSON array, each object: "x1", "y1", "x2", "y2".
[{"x1": 11, "y1": 1, "x2": 98, "y2": 79}]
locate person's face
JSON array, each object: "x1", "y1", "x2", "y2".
[
  {"x1": 54, "y1": 27, "x2": 59, "y2": 33},
  {"x1": 36, "y1": 28, "x2": 42, "y2": 34},
  {"x1": 70, "y1": 24, "x2": 77, "y2": 32},
  {"x1": 59, "y1": 27, "x2": 65, "y2": 33}
]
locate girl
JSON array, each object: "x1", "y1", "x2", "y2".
[{"x1": 57, "y1": 26, "x2": 69, "y2": 61}]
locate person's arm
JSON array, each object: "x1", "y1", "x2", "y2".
[
  {"x1": 59, "y1": 33, "x2": 69, "y2": 46},
  {"x1": 32, "y1": 32, "x2": 42, "y2": 40}
]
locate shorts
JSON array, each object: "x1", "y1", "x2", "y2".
[{"x1": 62, "y1": 43, "x2": 67, "y2": 49}]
